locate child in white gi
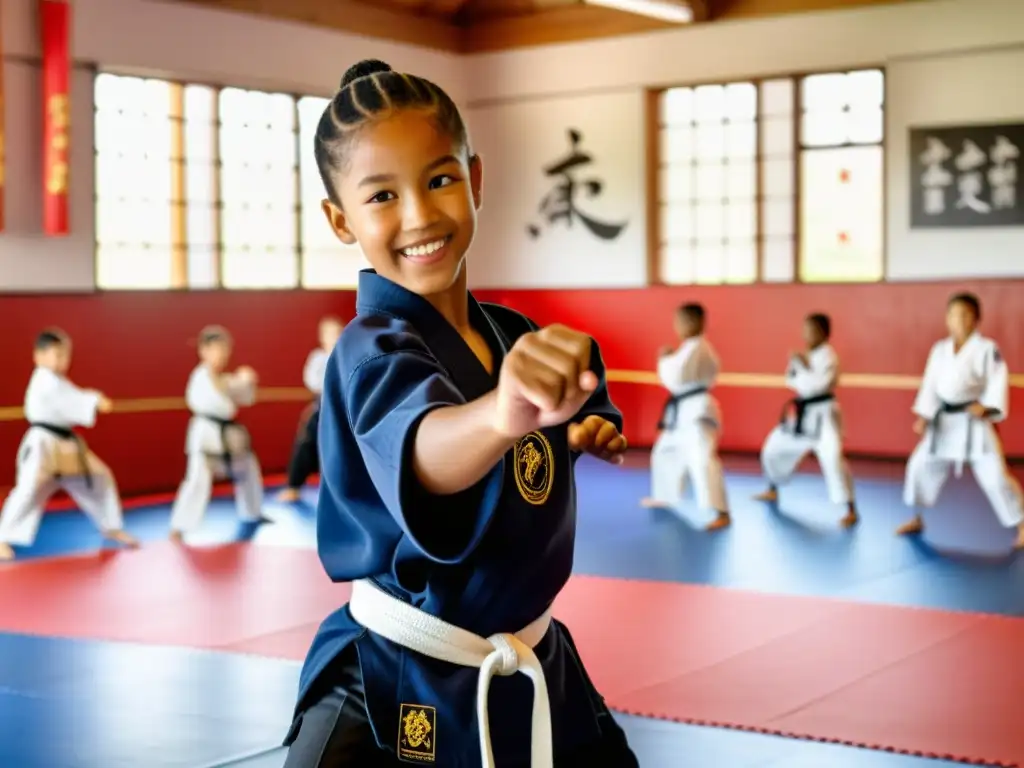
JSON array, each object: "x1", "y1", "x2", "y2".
[
  {"x1": 641, "y1": 303, "x2": 730, "y2": 531},
  {"x1": 754, "y1": 313, "x2": 858, "y2": 527},
  {"x1": 899, "y1": 292, "x2": 1024, "y2": 549},
  {"x1": 168, "y1": 325, "x2": 265, "y2": 541},
  {"x1": 277, "y1": 316, "x2": 344, "y2": 503},
  {"x1": 0, "y1": 328, "x2": 138, "y2": 560}
]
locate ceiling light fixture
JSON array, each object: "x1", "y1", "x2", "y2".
[{"x1": 583, "y1": 0, "x2": 695, "y2": 24}]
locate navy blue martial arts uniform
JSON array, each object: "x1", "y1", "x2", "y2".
[{"x1": 284, "y1": 270, "x2": 638, "y2": 767}]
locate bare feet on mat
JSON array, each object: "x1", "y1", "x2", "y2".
[
  {"x1": 753, "y1": 488, "x2": 778, "y2": 502},
  {"x1": 640, "y1": 497, "x2": 670, "y2": 510},
  {"x1": 840, "y1": 505, "x2": 859, "y2": 529},
  {"x1": 0, "y1": 544, "x2": 14, "y2": 561},
  {"x1": 1015, "y1": 526, "x2": 1024, "y2": 550},
  {"x1": 169, "y1": 530, "x2": 185, "y2": 544},
  {"x1": 706, "y1": 512, "x2": 731, "y2": 531},
  {"x1": 105, "y1": 530, "x2": 140, "y2": 548},
  {"x1": 276, "y1": 488, "x2": 301, "y2": 503},
  {"x1": 896, "y1": 516, "x2": 924, "y2": 536}
]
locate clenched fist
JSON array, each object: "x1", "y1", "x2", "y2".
[{"x1": 494, "y1": 324, "x2": 598, "y2": 438}]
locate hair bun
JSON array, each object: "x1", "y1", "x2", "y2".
[{"x1": 340, "y1": 59, "x2": 393, "y2": 89}]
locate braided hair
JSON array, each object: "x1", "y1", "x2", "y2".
[{"x1": 314, "y1": 59, "x2": 469, "y2": 208}]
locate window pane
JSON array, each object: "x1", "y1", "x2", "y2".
[
  {"x1": 761, "y1": 157, "x2": 794, "y2": 198},
  {"x1": 222, "y1": 249, "x2": 298, "y2": 289},
  {"x1": 848, "y1": 106, "x2": 884, "y2": 144},
  {"x1": 219, "y1": 86, "x2": 299, "y2": 289},
  {"x1": 726, "y1": 202, "x2": 756, "y2": 240},
  {"x1": 660, "y1": 244, "x2": 696, "y2": 285},
  {"x1": 694, "y1": 85, "x2": 725, "y2": 123},
  {"x1": 761, "y1": 116, "x2": 793, "y2": 157},
  {"x1": 661, "y1": 88, "x2": 694, "y2": 126},
  {"x1": 187, "y1": 245, "x2": 219, "y2": 290},
  {"x1": 302, "y1": 246, "x2": 366, "y2": 289},
  {"x1": 726, "y1": 161, "x2": 755, "y2": 200},
  {"x1": 800, "y1": 146, "x2": 883, "y2": 282},
  {"x1": 801, "y1": 73, "x2": 847, "y2": 112},
  {"x1": 695, "y1": 163, "x2": 725, "y2": 201},
  {"x1": 94, "y1": 74, "x2": 178, "y2": 290},
  {"x1": 724, "y1": 83, "x2": 756, "y2": 121},
  {"x1": 802, "y1": 111, "x2": 848, "y2": 148},
  {"x1": 761, "y1": 237, "x2": 795, "y2": 282},
  {"x1": 96, "y1": 245, "x2": 174, "y2": 290},
  {"x1": 725, "y1": 241, "x2": 756, "y2": 283},
  {"x1": 762, "y1": 198, "x2": 793, "y2": 237},
  {"x1": 694, "y1": 244, "x2": 725, "y2": 284},
  {"x1": 760, "y1": 79, "x2": 793, "y2": 117},
  {"x1": 659, "y1": 167, "x2": 693, "y2": 203},
  {"x1": 95, "y1": 199, "x2": 173, "y2": 246},
  {"x1": 725, "y1": 120, "x2": 756, "y2": 159},
  {"x1": 694, "y1": 202, "x2": 725, "y2": 242},
  {"x1": 187, "y1": 204, "x2": 216, "y2": 249},
  {"x1": 661, "y1": 127, "x2": 694, "y2": 163},
  {"x1": 847, "y1": 69, "x2": 884, "y2": 108},
  {"x1": 660, "y1": 203, "x2": 693, "y2": 243},
  {"x1": 184, "y1": 86, "x2": 216, "y2": 163},
  {"x1": 695, "y1": 124, "x2": 724, "y2": 159}
]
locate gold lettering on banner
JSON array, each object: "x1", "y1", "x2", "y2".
[{"x1": 46, "y1": 93, "x2": 70, "y2": 196}]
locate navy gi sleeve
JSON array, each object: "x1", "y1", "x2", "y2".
[{"x1": 343, "y1": 349, "x2": 504, "y2": 563}]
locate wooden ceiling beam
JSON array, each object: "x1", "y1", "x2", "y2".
[{"x1": 170, "y1": 0, "x2": 462, "y2": 51}]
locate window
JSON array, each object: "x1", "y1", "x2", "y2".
[
  {"x1": 94, "y1": 75, "x2": 176, "y2": 289},
  {"x1": 798, "y1": 70, "x2": 884, "y2": 283},
  {"x1": 94, "y1": 75, "x2": 356, "y2": 290},
  {"x1": 656, "y1": 68, "x2": 884, "y2": 285}
]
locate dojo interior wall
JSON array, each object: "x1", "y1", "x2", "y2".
[{"x1": 1, "y1": 0, "x2": 1023, "y2": 496}]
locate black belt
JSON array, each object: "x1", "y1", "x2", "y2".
[
  {"x1": 199, "y1": 414, "x2": 240, "y2": 482},
  {"x1": 928, "y1": 399, "x2": 975, "y2": 454},
  {"x1": 30, "y1": 422, "x2": 92, "y2": 489},
  {"x1": 781, "y1": 392, "x2": 835, "y2": 436},
  {"x1": 657, "y1": 386, "x2": 708, "y2": 430}
]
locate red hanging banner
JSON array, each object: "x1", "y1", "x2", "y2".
[
  {"x1": 0, "y1": 1, "x2": 7, "y2": 233},
  {"x1": 41, "y1": 0, "x2": 71, "y2": 236}
]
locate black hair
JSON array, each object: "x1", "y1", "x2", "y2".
[
  {"x1": 314, "y1": 59, "x2": 470, "y2": 207},
  {"x1": 948, "y1": 292, "x2": 981, "y2": 320},
  {"x1": 677, "y1": 302, "x2": 706, "y2": 333},
  {"x1": 34, "y1": 327, "x2": 68, "y2": 351},
  {"x1": 805, "y1": 312, "x2": 831, "y2": 340},
  {"x1": 198, "y1": 325, "x2": 232, "y2": 347}
]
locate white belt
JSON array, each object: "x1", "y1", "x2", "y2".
[{"x1": 348, "y1": 579, "x2": 554, "y2": 768}]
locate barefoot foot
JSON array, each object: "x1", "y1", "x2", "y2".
[
  {"x1": 896, "y1": 517, "x2": 924, "y2": 536},
  {"x1": 0, "y1": 543, "x2": 14, "y2": 561},
  {"x1": 640, "y1": 497, "x2": 671, "y2": 510},
  {"x1": 706, "y1": 512, "x2": 731, "y2": 531},
  {"x1": 753, "y1": 488, "x2": 778, "y2": 502},
  {"x1": 105, "y1": 530, "x2": 140, "y2": 548},
  {"x1": 276, "y1": 488, "x2": 301, "y2": 503}
]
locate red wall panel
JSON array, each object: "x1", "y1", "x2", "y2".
[{"x1": 0, "y1": 279, "x2": 1019, "y2": 497}]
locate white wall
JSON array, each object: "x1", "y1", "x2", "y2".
[
  {"x1": 466, "y1": 91, "x2": 646, "y2": 288},
  {"x1": 886, "y1": 47, "x2": 1024, "y2": 280},
  {"x1": 0, "y1": 0, "x2": 464, "y2": 292}
]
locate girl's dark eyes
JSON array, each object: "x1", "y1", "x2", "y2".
[{"x1": 366, "y1": 174, "x2": 458, "y2": 204}]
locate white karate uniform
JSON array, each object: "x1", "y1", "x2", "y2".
[
  {"x1": 903, "y1": 333, "x2": 1023, "y2": 528},
  {"x1": 303, "y1": 348, "x2": 328, "y2": 396},
  {"x1": 0, "y1": 367, "x2": 123, "y2": 546},
  {"x1": 168, "y1": 365, "x2": 264, "y2": 533},
  {"x1": 759, "y1": 344, "x2": 854, "y2": 505},
  {"x1": 648, "y1": 336, "x2": 728, "y2": 513}
]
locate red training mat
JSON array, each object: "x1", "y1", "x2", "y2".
[{"x1": 0, "y1": 544, "x2": 1020, "y2": 766}]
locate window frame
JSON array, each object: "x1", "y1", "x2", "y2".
[
  {"x1": 92, "y1": 70, "x2": 339, "y2": 292},
  {"x1": 647, "y1": 65, "x2": 887, "y2": 287}
]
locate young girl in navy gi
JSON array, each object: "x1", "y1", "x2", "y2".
[{"x1": 283, "y1": 59, "x2": 637, "y2": 767}]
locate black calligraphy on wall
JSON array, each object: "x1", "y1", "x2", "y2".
[
  {"x1": 527, "y1": 129, "x2": 628, "y2": 241},
  {"x1": 909, "y1": 123, "x2": 1023, "y2": 228}
]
